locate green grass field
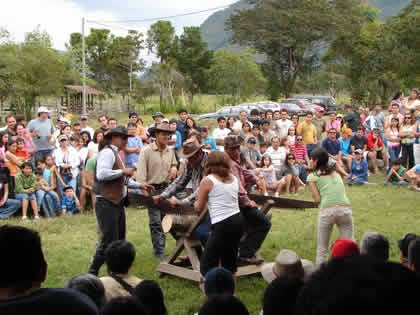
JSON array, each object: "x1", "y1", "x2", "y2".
[{"x1": 1, "y1": 174, "x2": 419, "y2": 315}]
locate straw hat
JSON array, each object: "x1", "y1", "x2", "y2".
[{"x1": 179, "y1": 139, "x2": 204, "y2": 159}]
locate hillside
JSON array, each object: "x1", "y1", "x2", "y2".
[{"x1": 200, "y1": 0, "x2": 411, "y2": 51}]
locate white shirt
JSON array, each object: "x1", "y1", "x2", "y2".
[
  {"x1": 232, "y1": 120, "x2": 253, "y2": 132},
  {"x1": 212, "y1": 127, "x2": 231, "y2": 151},
  {"x1": 267, "y1": 146, "x2": 289, "y2": 168},
  {"x1": 81, "y1": 126, "x2": 95, "y2": 138},
  {"x1": 88, "y1": 142, "x2": 99, "y2": 156},
  {"x1": 53, "y1": 146, "x2": 81, "y2": 178},
  {"x1": 207, "y1": 175, "x2": 240, "y2": 224},
  {"x1": 275, "y1": 119, "x2": 293, "y2": 137}
]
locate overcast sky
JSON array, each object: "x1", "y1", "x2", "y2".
[{"x1": 1, "y1": 0, "x2": 234, "y2": 63}]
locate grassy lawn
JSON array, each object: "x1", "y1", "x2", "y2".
[{"x1": 1, "y1": 173, "x2": 419, "y2": 315}]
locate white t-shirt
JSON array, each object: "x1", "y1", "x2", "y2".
[
  {"x1": 87, "y1": 142, "x2": 99, "y2": 156},
  {"x1": 267, "y1": 146, "x2": 289, "y2": 168},
  {"x1": 212, "y1": 128, "x2": 231, "y2": 151},
  {"x1": 275, "y1": 119, "x2": 293, "y2": 137},
  {"x1": 232, "y1": 120, "x2": 253, "y2": 132},
  {"x1": 81, "y1": 126, "x2": 95, "y2": 138},
  {"x1": 207, "y1": 175, "x2": 240, "y2": 224}
]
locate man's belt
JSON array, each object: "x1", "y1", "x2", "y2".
[{"x1": 151, "y1": 183, "x2": 168, "y2": 190}]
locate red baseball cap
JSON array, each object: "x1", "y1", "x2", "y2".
[{"x1": 331, "y1": 238, "x2": 360, "y2": 259}]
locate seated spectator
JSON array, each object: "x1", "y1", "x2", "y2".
[
  {"x1": 15, "y1": 162, "x2": 39, "y2": 220},
  {"x1": 260, "y1": 120, "x2": 276, "y2": 145},
  {"x1": 259, "y1": 142, "x2": 268, "y2": 156},
  {"x1": 348, "y1": 149, "x2": 368, "y2": 185},
  {"x1": 322, "y1": 128, "x2": 342, "y2": 166},
  {"x1": 262, "y1": 276, "x2": 304, "y2": 315},
  {"x1": 201, "y1": 127, "x2": 217, "y2": 152},
  {"x1": 287, "y1": 126, "x2": 296, "y2": 146},
  {"x1": 406, "y1": 164, "x2": 420, "y2": 191},
  {"x1": 125, "y1": 123, "x2": 143, "y2": 168},
  {"x1": 261, "y1": 249, "x2": 314, "y2": 284},
  {"x1": 101, "y1": 296, "x2": 148, "y2": 315},
  {"x1": 202, "y1": 267, "x2": 235, "y2": 299},
  {"x1": 34, "y1": 168, "x2": 60, "y2": 217},
  {"x1": 242, "y1": 137, "x2": 261, "y2": 169},
  {"x1": 384, "y1": 159, "x2": 409, "y2": 185},
  {"x1": 255, "y1": 155, "x2": 281, "y2": 197},
  {"x1": 0, "y1": 167, "x2": 21, "y2": 219},
  {"x1": 134, "y1": 280, "x2": 167, "y2": 315},
  {"x1": 198, "y1": 296, "x2": 249, "y2": 315},
  {"x1": 277, "y1": 153, "x2": 305, "y2": 194},
  {"x1": 66, "y1": 274, "x2": 106, "y2": 310},
  {"x1": 295, "y1": 256, "x2": 420, "y2": 315},
  {"x1": 339, "y1": 128, "x2": 353, "y2": 171},
  {"x1": 267, "y1": 136, "x2": 289, "y2": 169},
  {"x1": 360, "y1": 232, "x2": 389, "y2": 261},
  {"x1": 61, "y1": 186, "x2": 80, "y2": 216},
  {"x1": 0, "y1": 225, "x2": 98, "y2": 314},
  {"x1": 366, "y1": 128, "x2": 389, "y2": 173},
  {"x1": 350, "y1": 126, "x2": 367, "y2": 153},
  {"x1": 408, "y1": 238, "x2": 420, "y2": 274},
  {"x1": 331, "y1": 238, "x2": 360, "y2": 260},
  {"x1": 100, "y1": 240, "x2": 142, "y2": 302},
  {"x1": 398, "y1": 233, "x2": 418, "y2": 267},
  {"x1": 290, "y1": 135, "x2": 310, "y2": 184},
  {"x1": 5, "y1": 139, "x2": 24, "y2": 194},
  {"x1": 15, "y1": 138, "x2": 30, "y2": 161}
]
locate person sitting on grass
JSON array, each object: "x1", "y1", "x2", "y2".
[
  {"x1": 384, "y1": 159, "x2": 409, "y2": 186},
  {"x1": 66, "y1": 274, "x2": 106, "y2": 310},
  {"x1": 34, "y1": 168, "x2": 60, "y2": 217},
  {"x1": 331, "y1": 238, "x2": 360, "y2": 260},
  {"x1": 277, "y1": 153, "x2": 305, "y2": 194},
  {"x1": 61, "y1": 186, "x2": 80, "y2": 216},
  {"x1": 406, "y1": 164, "x2": 420, "y2": 191},
  {"x1": 101, "y1": 296, "x2": 148, "y2": 315},
  {"x1": 15, "y1": 137, "x2": 30, "y2": 161},
  {"x1": 348, "y1": 149, "x2": 368, "y2": 185},
  {"x1": 398, "y1": 233, "x2": 418, "y2": 268},
  {"x1": 0, "y1": 167, "x2": 21, "y2": 220},
  {"x1": 100, "y1": 240, "x2": 142, "y2": 303},
  {"x1": 242, "y1": 137, "x2": 261, "y2": 169},
  {"x1": 15, "y1": 162, "x2": 40, "y2": 220},
  {"x1": 339, "y1": 128, "x2": 354, "y2": 171},
  {"x1": 360, "y1": 232, "x2": 390, "y2": 261},
  {"x1": 134, "y1": 280, "x2": 168, "y2": 315},
  {"x1": 0, "y1": 225, "x2": 99, "y2": 314},
  {"x1": 366, "y1": 128, "x2": 389, "y2": 174},
  {"x1": 255, "y1": 154, "x2": 281, "y2": 197}
]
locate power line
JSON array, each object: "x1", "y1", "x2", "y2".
[{"x1": 92, "y1": 4, "x2": 234, "y2": 24}]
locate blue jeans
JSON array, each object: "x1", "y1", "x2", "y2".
[
  {"x1": 16, "y1": 193, "x2": 37, "y2": 201},
  {"x1": 34, "y1": 149, "x2": 53, "y2": 162},
  {"x1": 388, "y1": 145, "x2": 401, "y2": 163},
  {"x1": 36, "y1": 190, "x2": 60, "y2": 217},
  {"x1": 348, "y1": 177, "x2": 366, "y2": 185},
  {"x1": 297, "y1": 164, "x2": 307, "y2": 184},
  {"x1": 191, "y1": 214, "x2": 212, "y2": 246},
  {"x1": 306, "y1": 144, "x2": 316, "y2": 156},
  {"x1": 0, "y1": 199, "x2": 21, "y2": 219}
]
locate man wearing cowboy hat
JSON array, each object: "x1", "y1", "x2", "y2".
[
  {"x1": 27, "y1": 106, "x2": 56, "y2": 162},
  {"x1": 152, "y1": 138, "x2": 212, "y2": 246},
  {"x1": 224, "y1": 135, "x2": 271, "y2": 266},
  {"x1": 136, "y1": 123, "x2": 178, "y2": 261},
  {"x1": 88, "y1": 126, "x2": 154, "y2": 275},
  {"x1": 146, "y1": 112, "x2": 165, "y2": 139}
]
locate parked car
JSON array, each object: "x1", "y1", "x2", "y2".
[
  {"x1": 282, "y1": 98, "x2": 314, "y2": 114},
  {"x1": 278, "y1": 103, "x2": 306, "y2": 116},
  {"x1": 198, "y1": 105, "x2": 257, "y2": 120},
  {"x1": 295, "y1": 95, "x2": 337, "y2": 113}
]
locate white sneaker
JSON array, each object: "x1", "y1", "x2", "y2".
[
  {"x1": 34, "y1": 216, "x2": 40, "y2": 220},
  {"x1": 264, "y1": 192, "x2": 268, "y2": 196},
  {"x1": 274, "y1": 192, "x2": 279, "y2": 198},
  {"x1": 22, "y1": 216, "x2": 27, "y2": 220}
]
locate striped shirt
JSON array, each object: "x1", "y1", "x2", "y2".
[{"x1": 290, "y1": 143, "x2": 308, "y2": 161}]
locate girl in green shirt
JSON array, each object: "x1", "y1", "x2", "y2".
[{"x1": 307, "y1": 148, "x2": 354, "y2": 265}]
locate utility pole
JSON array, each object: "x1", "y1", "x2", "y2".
[
  {"x1": 82, "y1": 17, "x2": 86, "y2": 115},
  {"x1": 129, "y1": 63, "x2": 132, "y2": 111}
]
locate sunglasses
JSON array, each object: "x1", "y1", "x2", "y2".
[
  {"x1": 296, "y1": 138, "x2": 303, "y2": 141},
  {"x1": 287, "y1": 157, "x2": 295, "y2": 160}
]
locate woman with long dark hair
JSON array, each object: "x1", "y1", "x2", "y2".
[
  {"x1": 400, "y1": 114, "x2": 417, "y2": 169},
  {"x1": 307, "y1": 148, "x2": 354, "y2": 265},
  {"x1": 386, "y1": 117, "x2": 401, "y2": 163}
]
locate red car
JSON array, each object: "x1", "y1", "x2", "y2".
[{"x1": 282, "y1": 98, "x2": 324, "y2": 114}]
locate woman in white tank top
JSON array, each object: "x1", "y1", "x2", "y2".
[{"x1": 195, "y1": 151, "x2": 244, "y2": 280}]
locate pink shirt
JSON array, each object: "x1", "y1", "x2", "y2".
[{"x1": 326, "y1": 120, "x2": 341, "y2": 132}]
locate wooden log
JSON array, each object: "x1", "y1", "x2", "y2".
[{"x1": 249, "y1": 194, "x2": 319, "y2": 210}]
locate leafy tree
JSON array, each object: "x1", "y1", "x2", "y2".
[
  {"x1": 147, "y1": 21, "x2": 176, "y2": 64},
  {"x1": 175, "y1": 27, "x2": 213, "y2": 103},
  {"x1": 208, "y1": 49, "x2": 266, "y2": 105}
]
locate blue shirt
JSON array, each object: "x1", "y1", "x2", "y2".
[
  {"x1": 176, "y1": 120, "x2": 188, "y2": 142},
  {"x1": 203, "y1": 137, "x2": 217, "y2": 151},
  {"x1": 350, "y1": 159, "x2": 368, "y2": 181},
  {"x1": 414, "y1": 164, "x2": 420, "y2": 174},
  {"x1": 125, "y1": 136, "x2": 143, "y2": 168},
  {"x1": 339, "y1": 138, "x2": 351, "y2": 156},
  {"x1": 175, "y1": 130, "x2": 183, "y2": 150},
  {"x1": 322, "y1": 138, "x2": 341, "y2": 155},
  {"x1": 61, "y1": 196, "x2": 77, "y2": 211},
  {"x1": 42, "y1": 169, "x2": 51, "y2": 184}
]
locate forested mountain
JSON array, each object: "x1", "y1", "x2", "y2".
[{"x1": 200, "y1": 0, "x2": 411, "y2": 51}]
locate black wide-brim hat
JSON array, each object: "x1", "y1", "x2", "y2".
[
  {"x1": 105, "y1": 126, "x2": 129, "y2": 139},
  {"x1": 149, "y1": 123, "x2": 175, "y2": 136}
]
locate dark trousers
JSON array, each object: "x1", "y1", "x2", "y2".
[
  {"x1": 401, "y1": 144, "x2": 415, "y2": 169},
  {"x1": 147, "y1": 185, "x2": 168, "y2": 259},
  {"x1": 239, "y1": 206, "x2": 271, "y2": 258},
  {"x1": 200, "y1": 213, "x2": 244, "y2": 276},
  {"x1": 88, "y1": 197, "x2": 126, "y2": 275}
]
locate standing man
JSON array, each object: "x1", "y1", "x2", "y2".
[
  {"x1": 176, "y1": 108, "x2": 189, "y2": 143},
  {"x1": 343, "y1": 106, "x2": 362, "y2": 133},
  {"x1": 224, "y1": 135, "x2": 271, "y2": 266},
  {"x1": 80, "y1": 115, "x2": 94, "y2": 138},
  {"x1": 312, "y1": 108, "x2": 326, "y2": 143},
  {"x1": 72, "y1": 123, "x2": 82, "y2": 137},
  {"x1": 128, "y1": 112, "x2": 138, "y2": 124},
  {"x1": 98, "y1": 114, "x2": 109, "y2": 134},
  {"x1": 88, "y1": 126, "x2": 153, "y2": 275},
  {"x1": 0, "y1": 115, "x2": 17, "y2": 137},
  {"x1": 152, "y1": 139, "x2": 212, "y2": 246},
  {"x1": 212, "y1": 117, "x2": 231, "y2": 152},
  {"x1": 27, "y1": 107, "x2": 55, "y2": 162},
  {"x1": 108, "y1": 118, "x2": 118, "y2": 130},
  {"x1": 297, "y1": 112, "x2": 318, "y2": 155},
  {"x1": 233, "y1": 110, "x2": 253, "y2": 133},
  {"x1": 146, "y1": 112, "x2": 165, "y2": 138},
  {"x1": 136, "y1": 123, "x2": 178, "y2": 261},
  {"x1": 275, "y1": 109, "x2": 293, "y2": 137}
]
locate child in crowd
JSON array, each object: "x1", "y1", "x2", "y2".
[
  {"x1": 242, "y1": 137, "x2": 261, "y2": 169},
  {"x1": 259, "y1": 142, "x2": 268, "y2": 156},
  {"x1": 278, "y1": 153, "x2": 304, "y2": 194},
  {"x1": 61, "y1": 186, "x2": 80, "y2": 216},
  {"x1": 348, "y1": 149, "x2": 369, "y2": 185},
  {"x1": 15, "y1": 138, "x2": 30, "y2": 161},
  {"x1": 34, "y1": 168, "x2": 61, "y2": 217},
  {"x1": 125, "y1": 122, "x2": 143, "y2": 168},
  {"x1": 406, "y1": 164, "x2": 420, "y2": 191},
  {"x1": 256, "y1": 154, "x2": 282, "y2": 197},
  {"x1": 384, "y1": 159, "x2": 408, "y2": 186},
  {"x1": 15, "y1": 162, "x2": 40, "y2": 220}
]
